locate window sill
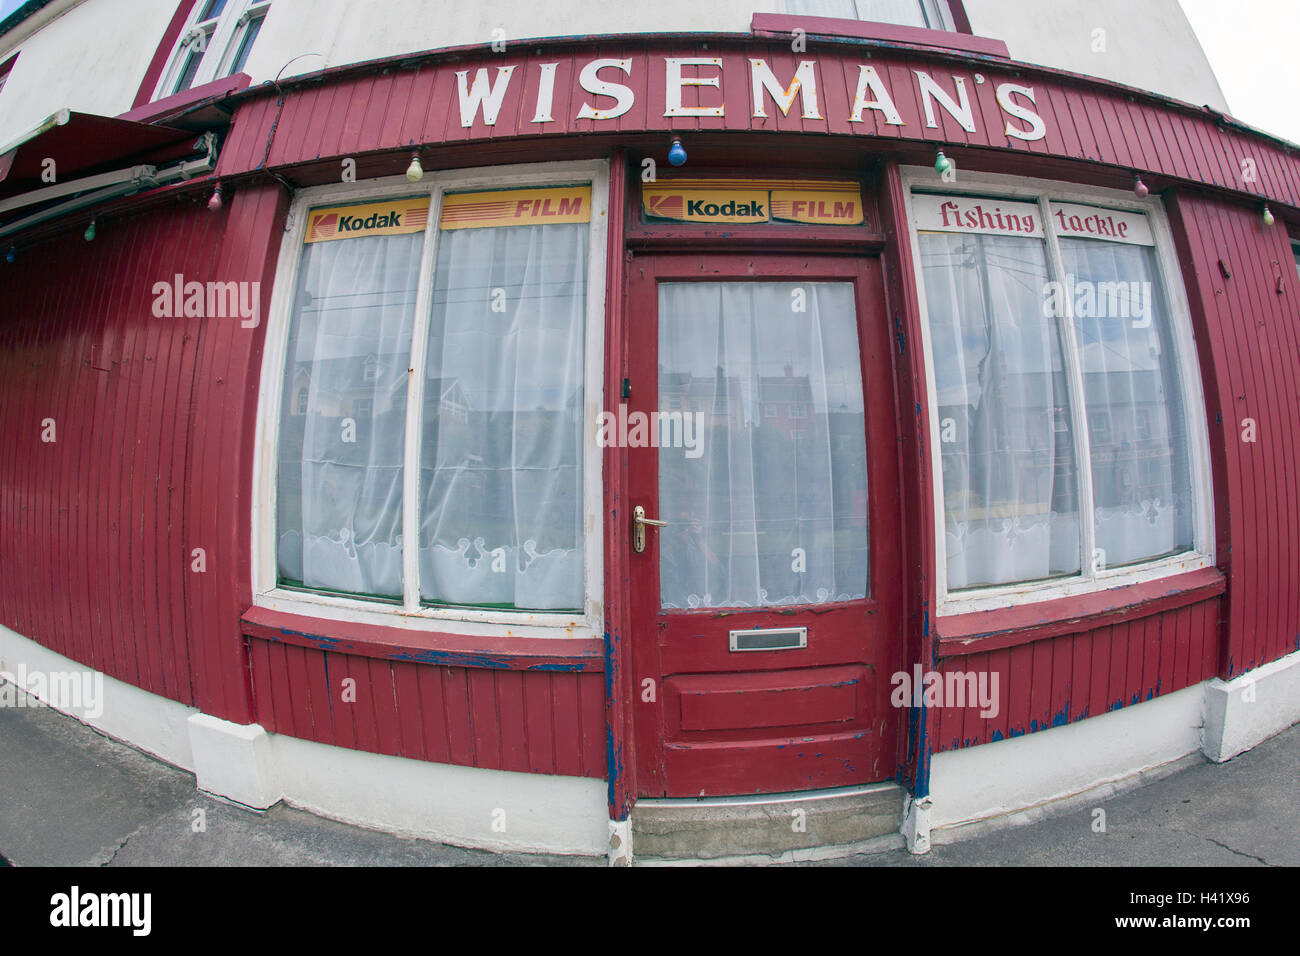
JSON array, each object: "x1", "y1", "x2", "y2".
[
  {"x1": 750, "y1": 13, "x2": 1010, "y2": 59},
  {"x1": 933, "y1": 566, "x2": 1225, "y2": 658},
  {"x1": 240, "y1": 605, "x2": 606, "y2": 671},
  {"x1": 119, "y1": 72, "x2": 250, "y2": 127}
]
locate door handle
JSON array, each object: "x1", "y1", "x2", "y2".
[{"x1": 632, "y1": 505, "x2": 666, "y2": 553}]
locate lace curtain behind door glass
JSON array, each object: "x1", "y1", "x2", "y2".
[{"x1": 658, "y1": 281, "x2": 869, "y2": 609}]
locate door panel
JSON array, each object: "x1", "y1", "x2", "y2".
[{"x1": 626, "y1": 254, "x2": 902, "y2": 798}]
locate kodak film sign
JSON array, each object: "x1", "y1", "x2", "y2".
[
  {"x1": 440, "y1": 187, "x2": 591, "y2": 230},
  {"x1": 643, "y1": 179, "x2": 863, "y2": 226},
  {"x1": 305, "y1": 197, "x2": 431, "y2": 243}
]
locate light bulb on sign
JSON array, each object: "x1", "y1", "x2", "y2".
[
  {"x1": 668, "y1": 137, "x2": 687, "y2": 167},
  {"x1": 406, "y1": 152, "x2": 424, "y2": 183},
  {"x1": 208, "y1": 183, "x2": 223, "y2": 211},
  {"x1": 935, "y1": 150, "x2": 952, "y2": 175},
  {"x1": 84, "y1": 220, "x2": 96, "y2": 242},
  {"x1": 1263, "y1": 205, "x2": 1276, "y2": 227},
  {"x1": 1134, "y1": 176, "x2": 1149, "y2": 198}
]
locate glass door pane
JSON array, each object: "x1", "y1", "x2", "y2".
[{"x1": 657, "y1": 281, "x2": 869, "y2": 609}]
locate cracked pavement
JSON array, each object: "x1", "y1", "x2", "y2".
[{"x1": 0, "y1": 691, "x2": 1295, "y2": 866}]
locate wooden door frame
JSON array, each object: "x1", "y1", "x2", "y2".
[{"x1": 618, "y1": 251, "x2": 906, "y2": 799}]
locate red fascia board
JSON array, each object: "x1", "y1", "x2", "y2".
[
  {"x1": 934, "y1": 567, "x2": 1226, "y2": 657},
  {"x1": 118, "y1": 72, "x2": 250, "y2": 126},
  {"x1": 750, "y1": 12, "x2": 1009, "y2": 59},
  {"x1": 240, "y1": 605, "x2": 605, "y2": 672}
]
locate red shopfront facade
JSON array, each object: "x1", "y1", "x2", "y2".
[{"x1": 2, "y1": 26, "x2": 1299, "y2": 857}]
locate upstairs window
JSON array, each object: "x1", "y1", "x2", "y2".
[
  {"x1": 784, "y1": 0, "x2": 956, "y2": 30},
  {"x1": 155, "y1": 0, "x2": 270, "y2": 100}
]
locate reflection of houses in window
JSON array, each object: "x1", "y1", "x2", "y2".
[
  {"x1": 937, "y1": 368, "x2": 1178, "y2": 518},
  {"x1": 424, "y1": 378, "x2": 471, "y2": 425},
  {"x1": 660, "y1": 368, "x2": 744, "y2": 428},
  {"x1": 289, "y1": 351, "x2": 406, "y2": 418},
  {"x1": 758, "y1": 364, "x2": 815, "y2": 439}
]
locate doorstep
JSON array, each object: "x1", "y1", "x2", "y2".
[{"x1": 631, "y1": 782, "x2": 905, "y2": 862}]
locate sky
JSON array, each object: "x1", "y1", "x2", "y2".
[
  {"x1": 0, "y1": 0, "x2": 1294, "y2": 143},
  {"x1": 1179, "y1": 0, "x2": 1300, "y2": 145}
]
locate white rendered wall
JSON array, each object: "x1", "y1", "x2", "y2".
[
  {"x1": 964, "y1": 0, "x2": 1230, "y2": 112},
  {"x1": 0, "y1": 0, "x2": 174, "y2": 145},
  {"x1": 0, "y1": 0, "x2": 1230, "y2": 147}
]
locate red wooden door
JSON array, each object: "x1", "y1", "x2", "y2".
[{"x1": 626, "y1": 253, "x2": 904, "y2": 798}]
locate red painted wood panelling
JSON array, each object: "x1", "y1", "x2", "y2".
[
  {"x1": 215, "y1": 37, "x2": 1300, "y2": 213},
  {"x1": 1168, "y1": 193, "x2": 1300, "y2": 676},
  {"x1": 244, "y1": 638, "x2": 607, "y2": 776},
  {"x1": 930, "y1": 597, "x2": 1224, "y2": 751},
  {"x1": 0, "y1": 182, "x2": 287, "y2": 720}
]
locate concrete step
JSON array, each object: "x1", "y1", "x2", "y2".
[{"x1": 631, "y1": 782, "x2": 905, "y2": 862}]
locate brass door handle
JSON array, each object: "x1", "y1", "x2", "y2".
[{"x1": 632, "y1": 505, "x2": 666, "y2": 553}]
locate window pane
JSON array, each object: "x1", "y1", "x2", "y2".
[
  {"x1": 276, "y1": 232, "x2": 422, "y2": 599},
  {"x1": 786, "y1": 0, "x2": 930, "y2": 26},
  {"x1": 920, "y1": 231, "x2": 1081, "y2": 588},
  {"x1": 198, "y1": 0, "x2": 228, "y2": 21},
  {"x1": 173, "y1": 42, "x2": 206, "y2": 94},
  {"x1": 1059, "y1": 236, "x2": 1194, "y2": 566},
  {"x1": 419, "y1": 221, "x2": 587, "y2": 610},
  {"x1": 657, "y1": 282, "x2": 869, "y2": 609},
  {"x1": 227, "y1": 15, "x2": 264, "y2": 75}
]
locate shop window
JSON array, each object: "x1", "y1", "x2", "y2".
[
  {"x1": 263, "y1": 163, "x2": 607, "y2": 632},
  {"x1": 153, "y1": 0, "x2": 270, "y2": 100},
  {"x1": 784, "y1": 0, "x2": 956, "y2": 30},
  {"x1": 908, "y1": 173, "x2": 1211, "y2": 608}
]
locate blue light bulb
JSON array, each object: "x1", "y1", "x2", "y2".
[{"x1": 668, "y1": 138, "x2": 687, "y2": 167}]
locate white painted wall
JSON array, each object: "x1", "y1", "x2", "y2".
[
  {"x1": 964, "y1": 0, "x2": 1230, "y2": 112},
  {"x1": 0, "y1": 0, "x2": 1229, "y2": 146},
  {"x1": 0, "y1": 0, "x2": 174, "y2": 146}
]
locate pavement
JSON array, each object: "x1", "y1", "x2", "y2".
[{"x1": 0, "y1": 690, "x2": 1296, "y2": 867}]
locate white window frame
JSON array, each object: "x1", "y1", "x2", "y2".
[
  {"x1": 901, "y1": 167, "x2": 1215, "y2": 616},
  {"x1": 252, "y1": 159, "x2": 610, "y2": 640},
  {"x1": 783, "y1": 0, "x2": 956, "y2": 31},
  {"x1": 152, "y1": 0, "x2": 271, "y2": 101}
]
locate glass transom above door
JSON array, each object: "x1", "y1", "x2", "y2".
[{"x1": 657, "y1": 281, "x2": 869, "y2": 609}]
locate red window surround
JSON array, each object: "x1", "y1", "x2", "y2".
[
  {"x1": 131, "y1": 0, "x2": 199, "y2": 109},
  {"x1": 750, "y1": 9, "x2": 1009, "y2": 60}
]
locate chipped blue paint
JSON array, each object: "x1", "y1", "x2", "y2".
[
  {"x1": 990, "y1": 728, "x2": 1004, "y2": 741},
  {"x1": 1110, "y1": 698, "x2": 1124, "y2": 712},
  {"x1": 1029, "y1": 719, "x2": 1039, "y2": 732},
  {"x1": 1051, "y1": 708, "x2": 1068, "y2": 727}
]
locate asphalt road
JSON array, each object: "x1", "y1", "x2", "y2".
[{"x1": 0, "y1": 691, "x2": 1294, "y2": 867}]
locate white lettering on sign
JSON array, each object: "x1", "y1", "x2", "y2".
[
  {"x1": 997, "y1": 82, "x2": 1048, "y2": 142},
  {"x1": 850, "y1": 65, "x2": 904, "y2": 126},
  {"x1": 665, "y1": 58, "x2": 724, "y2": 118},
  {"x1": 441, "y1": 56, "x2": 1047, "y2": 142},
  {"x1": 912, "y1": 193, "x2": 1043, "y2": 238},
  {"x1": 914, "y1": 71, "x2": 976, "y2": 133},
  {"x1": 456, "y1": 65, "x2": 517, "y2": 127},
  {"x1": 577, "y1": 58, "x2": 635, "y2": 121},
  {"x1": 750, "y1": 58, "x2": 822, "y2": 120},
  {"x1": 1051, "y1": 202, "x2": 1154, "y2": 246}
]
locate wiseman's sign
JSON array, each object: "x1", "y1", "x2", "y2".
[{"x1": 451, "y1": 56, "x2": 1048, "y2": 142}]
